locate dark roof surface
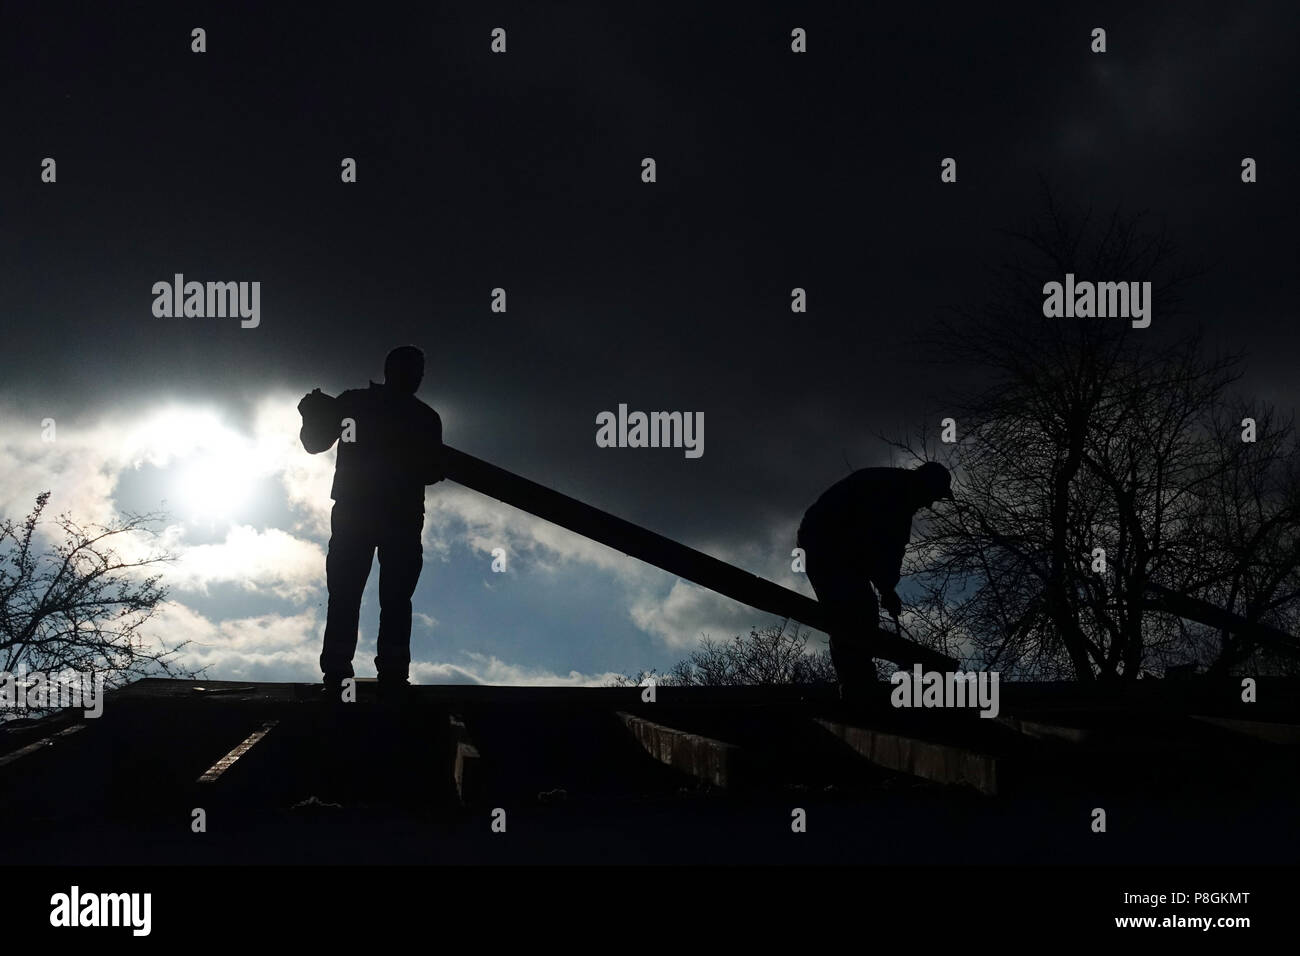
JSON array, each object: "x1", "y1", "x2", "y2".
[{"x1": 3, "y1": 678, "x2": 1297, "y2": 864}]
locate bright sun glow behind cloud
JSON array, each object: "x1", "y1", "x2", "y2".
[
  {"x1": 120, "y1": 406, "x2": 281, "y2": 523},
  {"x1": 173, "y1": 451, "x2": 258, "y2": 521}
]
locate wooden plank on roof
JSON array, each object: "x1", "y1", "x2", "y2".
[{"x1": 196, "y1": 720, "x2": 279, "y2": 784}]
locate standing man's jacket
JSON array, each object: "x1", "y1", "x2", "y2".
[
  {"x1": 299, "y1": 382, "x2": 445, "y2": 515},
  {"x1": 798, "y1": 467, "x2": 916, "y2": 595}
]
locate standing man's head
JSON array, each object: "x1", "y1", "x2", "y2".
[
  {"x1": 384, "y1": 345, "x2": 424, "y2": 395},
  {"x1": 911, "y1": 461, "x2": 954, "y2": 509}
]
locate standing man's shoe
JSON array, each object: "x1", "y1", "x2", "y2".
[
  {"x1": 377, "y1": 678, "x2": 411, "y2": 706},
  {"x1": 319, "y1": 675, "x2": 349, "y2": 705}
]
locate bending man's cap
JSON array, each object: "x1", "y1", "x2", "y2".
[{"x1": 914, "y1": 461, "x2": 954, "y2": 500}]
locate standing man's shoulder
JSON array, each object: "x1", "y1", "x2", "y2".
[{"x1": 411, "y1": 395, "x2": 442, "y2": 424}]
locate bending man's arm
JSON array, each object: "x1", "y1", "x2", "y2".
[{"x1": 868, "y1": 516, "x2": 910, "y2": 616}]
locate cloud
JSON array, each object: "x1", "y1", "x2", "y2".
[
  {"x1": 156, "y1": 601, "x2": 620, "y2": 686},
  {"x1": 256, "y1": 394, "x2": 337, "y2": 538},
  {"x1": 421, "y1": 484, "x2": 811, "y2": 651},
  {"x1": 150, "y1": 601, "x2": 323, "y2": 682},
  {"x1": 0, "y1": 400, "x2": 125, "y2": 526},
  {"x1": 421, "y1": 483, "x2": 647, "y2": 578},
  {"x1": 629, "y1": 578, "x2": 778, "y2": 649},
  {"x1": 421, "y1": 483, "x2": 789, "y2": 650},
  {"x1": 165, "y1": 524, "x2": 325, "y2": 602},
  {"x1": 410, "y1": 653, "x2": 622, "y2": 687}
]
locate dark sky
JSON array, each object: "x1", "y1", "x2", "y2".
[{"x1": 1, "y1": 1, "x2": 1297, "y2": 679}]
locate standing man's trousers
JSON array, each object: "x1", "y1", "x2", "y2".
[{"x1": 319, "y1": 501, "x2": 424, "y2": 684}]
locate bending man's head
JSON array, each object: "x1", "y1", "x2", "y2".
[
  {"x1": 384, "y1": 345, "x2": 425, "y2": 395},
  {"x1": 911, "y1": 461, "x2": 954, "y2": 509}
]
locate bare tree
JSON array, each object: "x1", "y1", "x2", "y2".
[
  {"x1": 612, "y1": 620, "x2": 837, "y2": 687},
  {"x1": 0, "y1": 492, "x2": 198, "y2": 689},
  {"x1": 895, "y1": 189, "x2": 1300, "y2": 681},
  {"x1": 1186, "y1": 401, "x2": 1300, "y2": 676}
]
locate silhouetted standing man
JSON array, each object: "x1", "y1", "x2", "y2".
[
  {"x1": 797, "y1": 461, "x2": 953, "y2": 694},
  {"x1": 298, "y1": 345, "x2": 445, "y2": 700}
]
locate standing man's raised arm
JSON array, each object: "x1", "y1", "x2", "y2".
[{"x1": 298, "y1": 388, "x2": 342, "y2": 453}]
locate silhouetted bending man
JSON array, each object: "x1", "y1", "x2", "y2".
[
  {"x1": 797, "y1": 461, "x2": 953, "y2": 694},
  {"x1": 298, "y1": 345, "x2": 444, "y2": 700}
]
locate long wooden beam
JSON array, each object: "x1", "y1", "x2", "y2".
[
  {"x1": 442, "y1": 445, "x2": 957, "y2": 671},
  {"x1": 1143, "y1": 582, "x2": 1300, "y2": 658}
]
